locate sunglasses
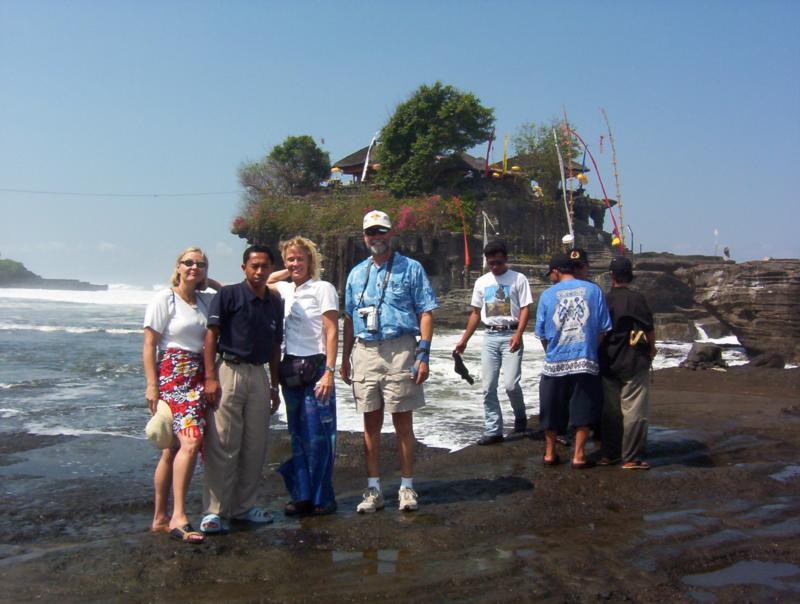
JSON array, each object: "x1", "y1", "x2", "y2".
[
  {"x1": 180, "y1": 259, "x2": 207, "y2": 269},
  {"x1": 364, "y1": 227, "x2": 389, "y2": 236}
]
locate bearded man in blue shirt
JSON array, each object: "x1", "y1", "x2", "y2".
[{"x1": 340, "y1": 210, "x2": 439, "y2": 514}]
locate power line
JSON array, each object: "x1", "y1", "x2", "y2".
[{"x1": 0, "y1": 187, "x2": 242, "y2": 198}]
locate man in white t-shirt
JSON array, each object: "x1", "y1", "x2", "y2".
[{"x1": 455, "y1": 240, "x2": 533, "y2": 445}]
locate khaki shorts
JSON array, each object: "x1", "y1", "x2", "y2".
[{"x1": 352, "y1": 334, "x2": 426, "y2": 414}]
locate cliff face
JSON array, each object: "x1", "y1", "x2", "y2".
[{"x1": 677, "y1": 260, "x2": 800, "y2": 361}]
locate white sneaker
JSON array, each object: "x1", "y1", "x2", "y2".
[
  {"x1": 398, "y1": 487, "x2": 419, "y2": 512},
  {"x1": 356, "y1": 488, "x2": 385, "y2": 513}
]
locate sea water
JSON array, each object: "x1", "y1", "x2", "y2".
[{"x1": 0, "y1": 287, "x2": 748, "y2": 452}]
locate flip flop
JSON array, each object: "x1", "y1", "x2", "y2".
[
  {"x1": 170, "y1": 524, "x2": 204, "y2": 544},
  {"x1": 571, "y1": 460, "x2": 596, "y2": 470},
  {"x1": 597, "y1": 457, "x2": 621, "y2": 466},
  {"x1": 622, "y1": 460, "x2": 651, "y2": 470},
  {"x1": 233, "y1": 507, "x2": 274, "y2": 524},
  {"x1": 200, "y1": 513, "x2": 222, "y2": 534},
  {"x1": 542, "y1": 454, "x2": 561, "y2": 466}
]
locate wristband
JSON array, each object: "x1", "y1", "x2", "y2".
[
  {"x1": 270, "y1": 386, "x2": 279, "y2": 393},
  {"x1": 415, "y1": 339, "x2": 431, "y2": 364}
]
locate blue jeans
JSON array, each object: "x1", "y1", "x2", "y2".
[
  {"x1": 481, "y1": 331, "x2": 526, "y2": 436},
  {"x1": 278, "y1": 365, "x2": 337, "y2": 509}
]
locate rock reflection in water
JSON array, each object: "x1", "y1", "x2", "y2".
[
  {"x1": 682, "y1": 560, "x2": 800, "y2": 592},
  {"x1": 332, "y1": 549, "x2": 402, "y2": 575}
]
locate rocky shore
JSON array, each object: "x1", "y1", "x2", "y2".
[{"x1": 1, "y1": 366, "x2": 799, "y2": 602}]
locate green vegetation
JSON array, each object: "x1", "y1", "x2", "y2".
[
  {"x1": 512, "y1": 120, "x2": 581, "y2": 200},
  {"x1": 232, "y1": 188, "x2": 473, "y2": 244},
  {"x1": 239, "y1": 135, "x2": 330, "y2": 197},
  {"x1": 0, "y1": 258, "x2": 39, "y2": 284},
  {"x1": 233, "y1": 83, "x2": 582, "y2": 249},
  {"x1": 376, "y1": 82, "x2": 494, "y2": 196}
]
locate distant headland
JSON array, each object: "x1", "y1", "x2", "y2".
[{"x1": 0, "y1": 258, "x2": 107, "y2": 291}]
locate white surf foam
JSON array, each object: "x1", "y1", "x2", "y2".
[
  {"x1": 0, "y1": 322, "x2": 139, "y2": 335},
  {"x1": 0, "y1": 287, "x2": 156, "y2": 306},
  {"x1": 23, "y1": 422, "x2": 138, "y2": 439}
]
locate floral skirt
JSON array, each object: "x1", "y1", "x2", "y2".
[{"x1": 158, "y1": 348, "x2": 206, "y2": 439}]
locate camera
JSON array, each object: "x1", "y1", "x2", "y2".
[{"x1": 357, "y1": 306, "x2": 378, "y2": 333}]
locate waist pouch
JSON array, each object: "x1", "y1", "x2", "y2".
[{"x1": 279, "y1": 354, "x2": 324, "y2": 388}]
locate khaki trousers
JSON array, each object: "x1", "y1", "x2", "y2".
[
  {"x1": 203, "y1": 360, "x2": 271, "y2": 518},
  {"x1": 600, "y1": 368, "x2": 651, "y2": 462}
]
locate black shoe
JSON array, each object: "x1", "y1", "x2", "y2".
[
  {"x1": 477, "y1": 434, "x2": 504, "y2": 446},
  {"x1": 511, "y1": 419, "x2": 528, "y2": 434}
]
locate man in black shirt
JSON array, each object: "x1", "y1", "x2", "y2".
[
  {"x1": 201, "y1": 245, "x2": 283, "y2": 532},
  {"x1": 598, "y1": 256, "x2": 656, "y2": 470}
]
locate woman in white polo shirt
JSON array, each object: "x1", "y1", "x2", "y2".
[{"x1": 268, "y1": 236, "x2": 339, "y2": 516}]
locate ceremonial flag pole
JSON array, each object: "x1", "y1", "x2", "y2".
[
  {"x1": 361, "y1": 133, "x2": 378, "y2": 182},
  {"x1": 601, "y1": 108, "x2": 624, "y2": 249},
  {"x1": 553, "y1": 128, "x2": 573, "y2": 241}
]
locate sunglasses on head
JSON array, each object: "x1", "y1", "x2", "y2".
[
  {"x1": 364, "y1": 227, "x2": 389, "y2": 236},
  {"x1": 180, "y1": 259, "x2": 207, "y2": 269}
]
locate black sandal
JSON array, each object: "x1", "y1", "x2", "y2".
[
  {"x1": 542, "y1": 454, "x2": 561, "y2": 466},
  {"x1": 284, "y1": 500, "x2": 313, "y2": 516},
  {"x1": 312, "y1": 501, "x2": 338, "y2": 516}
]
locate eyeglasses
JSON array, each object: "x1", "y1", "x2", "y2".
[
  {"x1": 364, "y1": 227, "x2": 389, "y2": 236},
  {"x1": 180, "y1": 259, "x2": 207, "y2": 269}
]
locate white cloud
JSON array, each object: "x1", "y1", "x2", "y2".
[
  {"x1": 96, "y1": 242, "x2": 119, "y2": 252},
  {"x1": 36, "y1": 241, "x2": 68, "y2": 252},
  {"x1": 214, "y1": 241, "x2": 235, "y2": 257}
]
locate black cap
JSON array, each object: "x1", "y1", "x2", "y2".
[
  {"x1": 545, "y1": 252, "x2": 572, "y2": 276},
  {"x1": 609, "y1": 256, "x2": 634, "y2": 276},
  {"x1": 569, "y1": 248, "x2": 589, "y2": 266}
]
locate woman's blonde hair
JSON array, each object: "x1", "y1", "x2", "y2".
[
  {"x1": 280, "y1": 236, "x2": 321, "y2": 280},
  {"x1": 171, "y1": 247, "x2": 209, "y2": 290}
]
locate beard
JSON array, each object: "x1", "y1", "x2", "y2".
[{"x1": 368, "y1": 241, "x2": 390, "y2": 256}]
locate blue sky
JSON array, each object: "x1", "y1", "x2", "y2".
[{"x1": 1, "y1": 1, "x2": 798, "y2": 286}]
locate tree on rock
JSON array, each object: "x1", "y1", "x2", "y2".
[
  {"x1": 377, "y1": 82, "x2": 494, "y2": 196},
  {"x1": 239, "y1": 135, "x2": 331, "y2": 197},
  {"x1": 513, "y1": 121, "x2": 580, "y2": 201}
]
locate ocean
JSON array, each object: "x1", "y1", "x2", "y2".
[{"x1": 0, "y1": 287, "x2": 748, "y2": 452}]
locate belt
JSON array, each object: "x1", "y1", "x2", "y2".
[
  {"x1": 356, "y1": 333, "x2": 415, "y2": 346},
  {"x1": 219, "y1": 351, "x2": 262, "y2": 365},
  {"x1": 486, "y1": 323, "x2": 519, "y2": 333}
]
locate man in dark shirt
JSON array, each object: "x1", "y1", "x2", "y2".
[
  {"x1": 200, "y1": 245, "x2": 283, "y2": 532},
  {"x1": 598, "y1": 256, "x2": 656, "y2": 470}
]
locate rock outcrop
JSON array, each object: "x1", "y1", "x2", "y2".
[
  {"x1": 677, "y1": 259, "x2": 800, "y2": 362},
  {"x1": 0, "y1": 259, "x2": 107, "y2": 291}
]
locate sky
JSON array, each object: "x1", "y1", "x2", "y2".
[{"x1": 1, "y1": 1, "x2": 798, "y2": 287}]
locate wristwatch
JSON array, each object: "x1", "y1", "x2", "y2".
[{"x1": 325, "y1": 366, "x2": 335, "y2": 373}]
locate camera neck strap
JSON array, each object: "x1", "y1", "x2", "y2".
[{"x1": 357, "y1": 251, "x2": 395, "y2": 311}]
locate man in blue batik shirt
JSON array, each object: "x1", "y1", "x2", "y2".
[
  {"x1": 340, "y1": 210, "x2": 438, "y2": 514},
  {"x1": 535, "y1": 251, "x2": 611, "y2": 470}
]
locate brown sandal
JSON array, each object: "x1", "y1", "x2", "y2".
[{"x1": 169, "y1": 524, "x2": 204, "y2": 544}]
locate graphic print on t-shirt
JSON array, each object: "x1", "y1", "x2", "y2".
[
  {"x1": 553, "y1": 286, "x2": 589, "y2": 344},
  {"x1": 484, "y1": 284, "x2": 511, "y2": 317}
]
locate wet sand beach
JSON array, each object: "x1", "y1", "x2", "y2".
[{"x1": 1, "y1": 366, "x2": 799, "y2": 603}]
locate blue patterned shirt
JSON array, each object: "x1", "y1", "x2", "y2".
[
  {"x1": 344, "y1": 252, "x2": 439, "y2": 341},
  {"x1": 535, "y1": 279, "x2": 611, "y2": 376}
]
